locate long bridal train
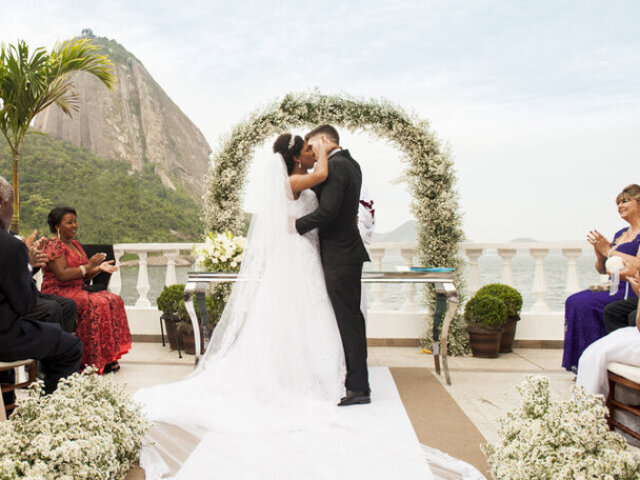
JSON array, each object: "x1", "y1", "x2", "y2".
[{"x1": 136, "y1": 368, "x2": 434, "y2": 479}]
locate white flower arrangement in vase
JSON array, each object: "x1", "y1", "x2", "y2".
[
  {"x1": 194, "y1": 231, "x2": 246, "y2": 273},
  {"x1": 483, "y1": 375, "x2": 640, "y2": 480}
]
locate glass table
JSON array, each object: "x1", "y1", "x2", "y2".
[{"x1": 184, "y1": 270, "x2": 458, "y2": 385}]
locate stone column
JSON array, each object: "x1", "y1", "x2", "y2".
[
  {"x1": 164, "y1": 249, "x2": 179, "y2": 286},
  {"x1": 109, "y1": 248, "x2": 124, "y2": 295},
  {"x1": 562, "y1": 248, "x2": 582, "y2": 295},
  {"x1": 530, "y1": 248, "x2": 549, "y2": 312},
  {"x1": 465, "y1": 248, "x2": 483, "y2": 296},
  {"x1": 497, "y1": 248, "x2": 516, "y2": 286},
  {"x1": 135, "y1": 251, "x2": 151, "y2": 307},
  {"x1": 368, "y1": 247, "x2": 386, "y2": 310}
]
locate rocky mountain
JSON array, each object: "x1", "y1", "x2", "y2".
[{"x1": 34, "y1": 32, "x2": 211, "y2": 198}]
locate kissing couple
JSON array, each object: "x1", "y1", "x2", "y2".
[{"x1": 134, "y1": 124, "x2": 371, "y2": 478}]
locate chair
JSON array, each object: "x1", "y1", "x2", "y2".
[
  {"x1": 82, "y1": 244, "x2": 115, "y2": 291},
  {"x1": 0, "y1": 359, "x2": 37, "y2": 421},
  {"x1": 606, "y1": 361, "x2": 640, "y2": 441}
]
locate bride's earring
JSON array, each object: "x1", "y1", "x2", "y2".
[
  {"x1": 57, "y1": 228, "x2": 61, "y2": 240},
  {"x1": 297, "y1": 161, "x2": 302, "y2": 169}
]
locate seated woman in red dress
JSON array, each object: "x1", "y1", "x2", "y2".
[{"x1": 42, "y1": 206, "x2": 131, "y2": 373}]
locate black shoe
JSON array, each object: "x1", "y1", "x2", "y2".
[
  {"x1": 103, "y1": 361, "x2": 120, "y2": 374},
  {"x1": 338, "y1": 390, "x2": 371, "y2": 406}
]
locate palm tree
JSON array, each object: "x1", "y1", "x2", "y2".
[{"x1": 0, "y1": 38, "x2": 115, "y2": 233}]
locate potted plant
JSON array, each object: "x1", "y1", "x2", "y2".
[
  {"x1": 156, "y1": 284, "x2": 186, "y2": 351},
  {"x1": 475, "y1": 283, "x2": 523, "y2": 353},
  {"x1": 464, "y1": 293, "x2": 507, "y2": 358}
]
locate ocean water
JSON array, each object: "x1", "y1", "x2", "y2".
[{"x1": 119, "y1": 249, "x2": 602, "y2": 312}]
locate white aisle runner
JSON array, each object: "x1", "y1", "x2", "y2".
[{"x1": 172, "y1": 367, "x2": 433, "y2": 480}]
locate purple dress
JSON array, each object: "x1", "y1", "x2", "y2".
[{"x1": 562, "y1": 228, "x2": 640, "y2": 371}]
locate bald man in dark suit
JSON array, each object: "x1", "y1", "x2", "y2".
[{"x1": 0, "y1": 177, "x2": 81, "y2": 410}]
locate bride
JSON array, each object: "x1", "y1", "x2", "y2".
[{"x1": 133, "y1": 133, "x2": 348, "y2": 478}]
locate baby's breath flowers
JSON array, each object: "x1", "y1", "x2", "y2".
[
  {"x1": 0, "y1": 368, "x2": 149, "y2": 480},
  {"x1": 483, "y1": 375, "x2": 640, "y2": 480}
]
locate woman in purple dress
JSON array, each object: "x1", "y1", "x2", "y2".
[{"x1": 563, "y1": 184, "x2": 640, "y2": 372}]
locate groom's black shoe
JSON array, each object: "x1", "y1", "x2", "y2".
[{"x1": 338, "y1": 390, "x2": 371, "y2": 406}]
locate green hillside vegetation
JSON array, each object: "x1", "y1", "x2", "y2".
[{"x1": 0, "y1": 132, "x2": 204, "y2": 243}]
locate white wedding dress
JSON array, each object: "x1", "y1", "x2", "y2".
[
  {"x1": 134, "y1": 156, "x2": 348, "y2": 478},
  {"x1": 134, "y1": 155, "x2": 437, "y2": 479}
]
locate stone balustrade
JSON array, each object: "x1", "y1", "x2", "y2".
[
  {"x1": 110, "y1": 243, "x2": 195, "y2": 307},
  {"x1": 112, "y1": 241, "x2": 594, "y2": 343}
]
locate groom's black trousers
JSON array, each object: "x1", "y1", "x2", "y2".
[{"x1": 324, "y1": 262, "x2": 369, "y2": 393}]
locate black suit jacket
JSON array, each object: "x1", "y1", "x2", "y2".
[
  {"x1": 0, "y1": 229, "x2": 37, "y2": 333},
  {"x1": 296, "y1": 149, "x2": 370, "y2": 265}
]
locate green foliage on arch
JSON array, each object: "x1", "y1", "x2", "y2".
[{"x1": 203, "y1": 92, "x2": 469, "y2": 354}]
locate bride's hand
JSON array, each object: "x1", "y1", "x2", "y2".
[{"x1": 318, "y1": 141, "x2": 330, "y2": 157}]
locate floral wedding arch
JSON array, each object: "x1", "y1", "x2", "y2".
[{"x1": 202, "y1": 92, "x2": 468, "y2": 354}]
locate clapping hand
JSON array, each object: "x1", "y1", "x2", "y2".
[
  {"x1": 88, "y1": 252, "x2": 107, "y2": 268},
  {"x1": 98, "y1": 259, "x2": 118, "y2": 274},
  {"x1": 24, "y1": 229, "x2": 38, "y2": 248},
  {"x1": 628, "y1": 271, "x2": 640, "y2": 297},
  {"x1": 24, "y1": 231, "x2": 48, "y2": 268},
  {"x1": 587, "y1": 230, "x2": 611, "y2": 257}
]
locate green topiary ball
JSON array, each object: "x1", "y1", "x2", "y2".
[
  {"x1": 464, "y1": 294, "x2": 507, "y2": 330},
  {"x1": 156, "y1": 284, "x2": 186, "y2": 315},
  {"x1": 475, "y1": 283, "x2": 523, "y2": 317}
]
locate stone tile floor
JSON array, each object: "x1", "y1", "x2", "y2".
[{"x1": 115, "y1": 343, "x2": 575, "y2": 444}]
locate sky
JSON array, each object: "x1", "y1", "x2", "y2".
[{"x1": 1, "y1": 0, "x2": 639, "y2": 240}]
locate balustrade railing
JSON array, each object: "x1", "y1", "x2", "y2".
[
  {"x1": 111, "y1": 241, "x2": 596, "y2": 314},
  {"x1": 110, "y1": 243, "x2": 196, "y2": 308}
]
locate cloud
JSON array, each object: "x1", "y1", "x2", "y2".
[{"x1": 2, "y1": 0, "x2": 639, "y2": 238}]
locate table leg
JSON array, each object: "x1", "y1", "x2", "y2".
[
  {"x1": 183, "y1": 282, "x2": 202, "y2": 366},
  {"x1": 432, "y1": 292, "x2": 448, "y2": 375},
  {"x1": 440, "y1": 296, "x2": 459, "y2": 386}
]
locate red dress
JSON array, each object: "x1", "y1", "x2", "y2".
[{"x1": 42, "y1": 238, "x2": 131, "y2": 373}]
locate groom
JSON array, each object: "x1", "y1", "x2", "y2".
[{"x1": 296, "y1": 125, "x2": 371, "y2": 406}]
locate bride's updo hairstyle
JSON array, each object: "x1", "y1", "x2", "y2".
[{"x1": 273, "y1": 133, "x2": 303, "y2": 175}]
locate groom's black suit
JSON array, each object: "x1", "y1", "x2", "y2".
[{"x1": 296, "y1": 149, "x2": 371, "y2": 393}]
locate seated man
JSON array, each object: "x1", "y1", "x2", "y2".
[
  {"x1": 28, "y1": 292, "x2": 77, "y2": 333},
  {"x1": 19, "y1": 230, "x2": 78, "y2": 333},
  {"x1": 604, "y1": 264, "x2": 640, "y2": 334},
  {"x1": 0, "y1": 177, "x2": 82, "y2": 409},
  {"x1": 604, "y1": 297, "x2": 638, "y2": 333}
]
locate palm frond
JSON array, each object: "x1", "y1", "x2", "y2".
[
  {"x1": 50, "y1": 38, "x2": 116, "y2": 89},
  {"x1": 32, "y1": 72, "x2": 78, "y2": 116},
  {"x1": 0, "y1": 38, "x2": 117, "y2": 231}
]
